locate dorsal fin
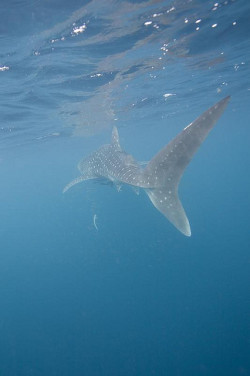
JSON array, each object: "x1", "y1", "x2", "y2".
[{"x1": 111, "y1": 126, "x2": 122, "y2": 150}]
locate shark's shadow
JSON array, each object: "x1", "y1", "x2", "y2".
[{"x1": 64, "y1": 96, "x2": 230, "y2": 236}]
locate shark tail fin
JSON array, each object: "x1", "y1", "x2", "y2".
[
  {"x1": 145, "y1": 188, "x2": 191, "y2": 236},
  {"x1": 143, "y1": 96, "x2": 230, "y2": 236}
]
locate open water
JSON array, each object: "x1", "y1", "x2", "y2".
[{"x1": 0, "y1": 0, "x2": 249, "y2": 375}]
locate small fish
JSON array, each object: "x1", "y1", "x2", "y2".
[{"x1": 93, "y1": 214, "x2": 98, "y2": 231}]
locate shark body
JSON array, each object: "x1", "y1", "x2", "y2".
[{"x1": 64, "y1": 96, "x2": 230, "y2": 236}]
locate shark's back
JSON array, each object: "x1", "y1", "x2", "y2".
[{"x1": 77, "y1": 142, "x2": 142, "y2": 186}]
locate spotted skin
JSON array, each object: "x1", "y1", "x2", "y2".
[{"x1": 64, "y1": 96, "x2": 230, "y2": 236}]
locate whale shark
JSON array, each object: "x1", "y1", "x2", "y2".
[{"x1": 63, "y1": 96, "x2": 230, "y2": 236}]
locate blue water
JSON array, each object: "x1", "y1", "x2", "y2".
[{"x1": 0, "y1": 0, "x2": 250, "y2": 375}]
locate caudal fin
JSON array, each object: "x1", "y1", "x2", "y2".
[
  {"x1": 144, "y1": 96, "x2": 230, "y2": 235},
  {"x1": 146, "y1": 187, "x2": 191, "y2": 236}
]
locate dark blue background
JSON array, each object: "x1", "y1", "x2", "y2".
[{"x1": 0, "y1": 0, "x2": 249, "y2": 375}]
